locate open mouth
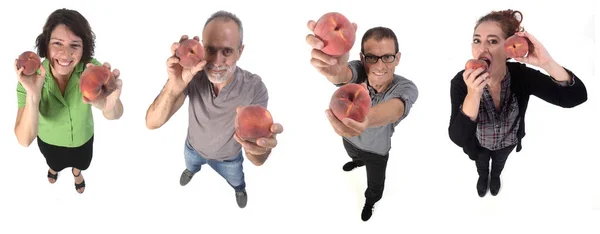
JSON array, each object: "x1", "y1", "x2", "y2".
[
  {"x1": 55, "y1": 59, "x2": 73, "y2": 67},
  {"x1": 480, "y1": 58, "x2": 491, "y2": 67},
  {"x1": 478, "y1": 56, "x2": 491, "y2": 71}
]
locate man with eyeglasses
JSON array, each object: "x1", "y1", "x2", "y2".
[{"x1": 306, "y1": 22, "x2": 419, "y2": 221}]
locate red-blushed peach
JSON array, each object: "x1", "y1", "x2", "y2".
[
  {"x1": 465, "y1": 59, "x2": 488, "y2": 73},
  {"x1": 176, "y1": 39, "x2": 205, "y2": 68},
  {"x1": 313, "y1": 12, "x2": 356, "y2": 57},
  {"x1": 504, "y1": 35, "x2": 531, "y2": 58},
  {"x1": 235, "y1": 105, "x2": 274, "y2": 143},
  {"x1": 17, "y1": 51, "x2": 41, "y2": 76},
  {"x1": 329, "y1": 83, "x2": 371, "y2": 123},
  {"x1": 79, "y1": 65, "x2": 117, "y2": 102}
]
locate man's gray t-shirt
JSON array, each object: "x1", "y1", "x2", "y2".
[
  {"x1": 336, "y1": 60, "x2": 418, "y2": 156},
  {"x1": 183, "y1": 66, "x2": 268, "y2": 161}
]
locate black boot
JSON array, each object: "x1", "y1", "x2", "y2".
[
  {"x1": 489, "y1": 176, "x2": 501, "y2": 196},
  {"x1": 477, "y1": 175, "x2": 488, "y2": 197}
]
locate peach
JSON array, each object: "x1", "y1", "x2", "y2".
[
  {"x1": 504, "y1": 35, "x2": 531, "y2": 58},
  {"x1": 17, "y1": 51, "x2": 41, "y2": 76},
  {"x1": 176, "y1": 39, "x2": 205, "y2": 68},
  {"x1": 235, "y1": 105, "x2": 274, "y2": 142},
  {"x1": 313, "y1": 12, "x2": 356, "y2": 57},
  {"x1": 329, "y1": 83, "x2": 371, "y2": 122},
  {"x1": 79, "y1": 65, "x2": 117, "y2": 102},
  {"x1": 465, "y1": 59, "x2": 488, "y2": 73}
]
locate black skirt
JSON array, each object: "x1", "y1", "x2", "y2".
[{"x1": 37, "y1": 135, "x2": 94, "y2": 172}]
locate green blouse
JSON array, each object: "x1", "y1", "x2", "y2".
[{"x1": 17, "y1": 58, "x2": 103, "y2": 148}]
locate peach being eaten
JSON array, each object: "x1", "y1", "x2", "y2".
[
  {"x1": 329, "y1": 83, "x2": 371, "y2": 123},
  {"x1": 176, "y1": 39, "x2": 205, "y2": 68},
  {"x1": 79, "y1": 65, "x2": 117, "y2": 102},
  {"x1": 313, "y1": 12, "x2": 356, "y2": 57},
  {"x1": 465, "y1": 59, "x2": 489, "y2": 73},
  {"x1": 504, "y1": 35, "x2": 531, "y2": 58},
  {"x1": 235, "y1": 105, "x2": 274, "y2": 142},
  {"x1": 17, "y1": 51, "x2": 41, "y2": 76}
]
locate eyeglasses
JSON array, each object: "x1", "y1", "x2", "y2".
[{"x1": 361, "y1": 52, "x2": 397, "y2": 64}]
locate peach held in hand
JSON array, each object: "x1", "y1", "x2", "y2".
[
  {"x1": 235, "y1": 105, "x2": 274, "y2": 142},
  {"x1": 79, "y1": 65, "x2": 117, "y2": 102},
  {"x1": 176, "y1": 39, "x2": 205, "y2": 68},
  {"x1": 504, "y1": 35, "x2": 531, "y2": 58},
  {"x1": 313, "y1": 12, "x2": 356, "y2": 57},
  {"x1": 17, "y1": 51, "x2": 41, "y2": 76},
  {"x1": 329, "y1": 83, "x2": 372, "y2": 122},
  {"x1": 465, "y1": 59, "x2": 489, "y2": 73}
]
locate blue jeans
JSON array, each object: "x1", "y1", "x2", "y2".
[{"x1": 184, "y1": 140, "x2": 246, "y2": 192}]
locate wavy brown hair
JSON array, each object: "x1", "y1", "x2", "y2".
[
  {"x1": 35, "y1": 8, "x2": 96, "y2": 64},
  {"x1": 475, "y1": 9, "x2": 524, "y2": 39}
]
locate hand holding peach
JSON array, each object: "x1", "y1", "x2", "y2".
[
  {"x1": 80, "y1": 62, "x2": 122, "y2": 112},
  {"x1": 465, "y1": 59, "x2": 488, "y2": 73},
  {"x1": 306, "y1": 13, "x2": 357, "y2": 78},
  {"x1": 14, "y1": 53, "x2": 46, "y2": 98},
  {"x1": 166, "y1": 35, "x2": 207, "y2": 95},
  {"x1": 508, "y1": 31, "x2": 555, "y2": 69},
  {"x1": 233, "y1": 106, "x2": 283, "y2": 157},
  {"x1": 462, "y1": 65, "x2": 489, "y2": 97},
  {"x1": 326, "y1": 83, "x2": 371, "y2": 137}
]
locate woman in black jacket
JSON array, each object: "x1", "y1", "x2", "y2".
[{"x1": 448, "y1": 9, "x2": 587, "y2": 197}]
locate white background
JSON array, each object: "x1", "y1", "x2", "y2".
[{"x1": 0, "y1": 0, "x2": 598, "y2": 233}]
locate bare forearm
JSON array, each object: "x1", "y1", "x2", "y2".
[
  {"x1": 326, "y1": 66, "x2": 353, "y2": 85},
  {"x1": 15, "y1": 96, "x2": 40, "y2": 147},
  {"x1": 543, "y1": 61, "x2": 571, "y2": 83},
  {"x1": 146, "y1": 81, "x2": 183, "y2": 129},
  {"x1": 103, "y1": 99, "x2": 124, "y2": 120},
  {"x1": 366, "y1": 98, "x2": 404, "y2": 128},
  {"x1": 245, "y1": 149, "x2": 272, "y2": 166},
  {"x1": 461, "y1": 93, "x2": 481, "y2": 121}
]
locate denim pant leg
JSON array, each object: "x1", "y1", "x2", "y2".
[
  {"x1": 208, "y1": 151, "x2": 246, "y2": 192},
  {"x1": 184, "y1": 140, "x2": 207, "y2": 173}
]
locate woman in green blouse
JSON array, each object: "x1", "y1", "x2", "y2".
[{"x1": 14, "y1": 8, "x2": 124, "y2": 194}]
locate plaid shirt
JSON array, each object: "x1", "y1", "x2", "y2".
[{"x1": 476, "y1": 70, "x2": 521, "y2": 151}]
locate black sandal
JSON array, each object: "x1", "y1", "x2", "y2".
[
  {"x1": 47, "y1": 170, "x2": 58, "y2": 183},
  {"x1": 72, "y1": 168, "x2": 86, "y2": 194}
]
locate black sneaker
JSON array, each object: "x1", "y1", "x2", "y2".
[
  {"x1": 343, "y1": 161, "x2": 364, "y2": 172},
  {"x1": 180, "y1": 169, "x2": 195, "y2": 186},
  {"x1": 236, "y1": 189, "x2": 248, "y2": 208}
]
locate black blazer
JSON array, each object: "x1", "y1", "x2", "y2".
[{"x1": 448, "y1": 62, "x2": 588, "y2": 160}]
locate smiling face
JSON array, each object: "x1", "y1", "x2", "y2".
[
  {"x1": 360, "y1": 38, "x2": 400, "y2": 90},
  {"x1": 471, "y1": 21, "x2": 508, "y2": 77},
  {"x1": 202, "y1": 19, "x2": 244, "y2": 84},
  {"x1": 47, "y1": 24, "x2": 83, "y2": 79}
]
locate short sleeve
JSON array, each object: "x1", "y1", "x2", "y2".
[
  {"x1": 16, "y1": 82, "x2": 27, "y2": 108},
  {"x1": 183, "y1": 83, "x2": 190, "y2": 96},
  {"x1": 335, "y1": 60, "x2": 365, "y2": 87},
  {"x1": 386, "y1": 76, "x2": 419, "y2": 125},
  {"x1": 89, "y1": 58, "x2": 103, "y2": 66},
  {"x1": 250, "y1": 75, "x2": 269, "y2": 108},
  {"x1": 182, "y1": 72, "x2": 201, "y2": 97}
]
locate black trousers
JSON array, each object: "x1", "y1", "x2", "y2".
[
  {"x1": 342, "y1": 138, "x2": 389, "y2": 205},
  {"x1": 475, "y1": 144, "x2": 516, "y2": 178}
]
